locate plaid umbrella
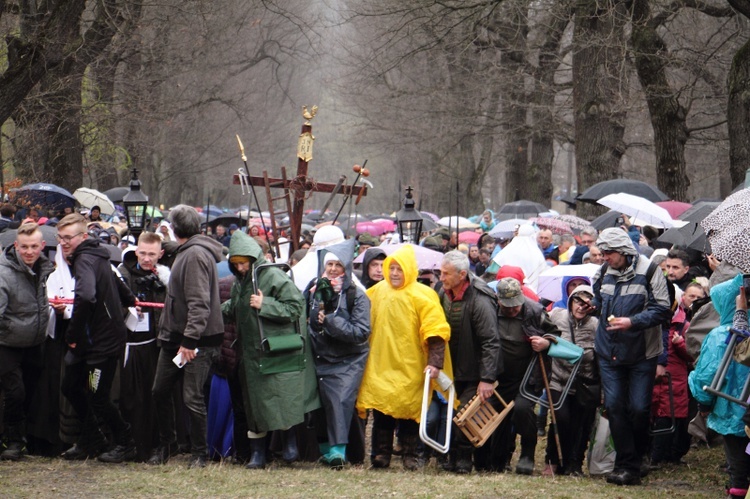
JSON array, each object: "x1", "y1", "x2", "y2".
[
  {"x1": 530, "y1": 217, "x2": 572, "y2": 235},
  {"x1": 701, "y1": 188, "x2": 750, "y2": 271}
]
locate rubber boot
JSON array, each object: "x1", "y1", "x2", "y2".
[
  {"x1": 400, "y1": 434, "x2": 420, "y2": 471},
  {"x1": 325, "y1": 444, "x2": 346, "y2": 468},
  {"x1": 318, "y1": 442, "x2": 331, "y2": 464},
  {"x1": 281, "y1": 427, "x2": 299, "y2": 464},
  {"x1": 371, "y1": 429, "x2": 394, "y2": 468},
  {"x1": 1, "y1": 424, "x2": 26, "y2": 461},
  {"x1": 245, "y1": 437, "x2": 266, "y2": 470}
]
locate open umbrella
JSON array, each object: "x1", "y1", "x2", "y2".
[
  {"x1": 437, "y1": 216, "x2": 479, "y2": 229},
  {"x1": 206, "y1": 213, "x2": 247, "y2": 230},
  {"x1": 458, "y1": 231, "x2": 481, "y2": 244},
  {"x1": 0, "y1": 225, "x2": 59, "y2": 247},
  {"x1": 146, "y1": 206, "x2": 163, "y2": 219},
  {"x1": 679, "y1": 201, "x2": 721, "y2": 224},
  {"x1": 576, "y1": 178, "x2": 669, "y2": 203},
  {"x1": 553, "y1": 214, "x2": 592, "y2": 234},
  {"x1": 530, "y1": 217, "x2": 572, "y2": 235},
  {"x1": 73, "y1": 188, "x2": 116, "y2": 215},
  {"x1": 536, "y1": 263, "x2": 602, "y2": 304},
  {"x1": 353, "y1": 243, "x2": 444, "y2": 270},
  {"x1": 488, "y1": 218, "x2": 531, "y2": 239},
  {"x1": 701, "y1": 188, "x2": 750, "y2": 271},
  {"x1": 13, "y1": 183, "x2": 76, "y2": 211},
  {"x1": 420, "y1": 214, "x2": 438, "y2": 231},
  {"x1": 656, "y1": 201, "x2": 692, "y2": 219},
  {"x1": 597, "y1": 193, "x2": 675, "y2": 228},
  {"x1": 657, "y1": 222, "x2": 709, "y2": 253},
  {"x1": 103, "y1": 186, "x2": 130, "y2": 204},
  {"x1": 496, "y1": 200, "x2": 548, "y2": 221},
  {"x1": 356, "y1": 221, "x2": 385, "y2": 237}
]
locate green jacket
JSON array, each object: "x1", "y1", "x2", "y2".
[{"x1": 223, "y1": 230, "x2": 319, "y2": 433}]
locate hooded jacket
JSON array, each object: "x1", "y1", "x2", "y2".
[
  {"x1": 689, "y1": 274, "x2": 749, "y2": 437},
  {"x1": 360, "y1": 247, "x2": 387, "y2": 289},
  {"x1": 438, "y1": 273, "x2": 500, "y2": 383},
  {"x1": 357, "y1": 244, "x2": 453, "y2": 422},
  {"x1": 306, "y1": 239, "x2": 370, "y2": 362},
  {"x1": 223, "y1": 230, "x2": 319, "y2": 432},
  {"x1": 158, "y1": 234, "x2": 224, "y2": 349},
  {"x1": 552, "y1": 276, "x2": 591, "y2": 310},
  {"x1": 549, "y1": 285, "x2": 599, "y2": 393},
  {"x1": 118, "y1": 247, "x2": 170, "y2": 339},
  {"x1": 0, "y1": 245, "x2": 54, "y2": 348},
  {"x1": 65, "y1": 238, "x2": 136, "y2": 360}
]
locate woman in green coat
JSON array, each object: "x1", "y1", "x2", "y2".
[{"x1": 223, "y1": 230, "x2": 319, "y2": 469}]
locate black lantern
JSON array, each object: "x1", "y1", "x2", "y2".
[
  {"x1": 396, "y1": 186, "x2": 423, "y2": 244},
  {"x1": 123, "y1": 166, "x2": 149, "y2": 239}
]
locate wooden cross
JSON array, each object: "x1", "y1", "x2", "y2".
[{"x1": 232, "y1": 108, "x2": 367, "y2": 249}]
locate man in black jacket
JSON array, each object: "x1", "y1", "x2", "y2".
[
  {"x1": 57, "y1": 214, "x2": 137, "y2": 462},
  {"x1": 438, "y1": 251, "x2": 500, "y2": 474}
]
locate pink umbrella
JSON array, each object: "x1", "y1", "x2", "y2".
[
  {"x1": 458, "y1": 231, "x2": 480, "y2": 244},
  {"x1": 656, "y1": 201, "x2": 692, "y2": 219},
  {"x1": 353, "y1": 243, "x2": 444, "y2": 270},
  {"x1": 356, "y1": 221, "x2": 385, "y2": 236},
  {"x1": 371, "y1": 219, "x2": 397, "y2": 233},
  {"x1": 530, "y1": 217, "x2": 572, "y2": 235}
]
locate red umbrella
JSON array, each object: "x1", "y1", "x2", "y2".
[
  {"x1": 458, "y1": 231, "x2": 480, "y2": 244},
  {"x1": 656, "y1": 201, "x2": 692, "y2": 219}
]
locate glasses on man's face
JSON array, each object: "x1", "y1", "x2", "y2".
[{"x1": 55, "y1": 232, "x2": 84, "y2": 244}]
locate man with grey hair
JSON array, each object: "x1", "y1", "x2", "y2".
[
  {"x1": 0, "y1": 223, "x2": 53, "y2": 460},
  {"x1": 150, "y1": 205, "x2": 224, "y2": 468},
  {"x1": 584, "y1": 227, "x2": 672, "y2": 486},
  {"x1": 569, "y1": 226, "x2": 599, "y2": 265},
  {"x1": 437, "y1": 250, "x2": 500, "y2": 474}
]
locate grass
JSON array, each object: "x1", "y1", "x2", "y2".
[{"x1": 0, "y1": 441, "x2": 727, "y2": 498}]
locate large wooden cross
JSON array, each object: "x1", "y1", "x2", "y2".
[{"x1": 232, "y1": 107, "x2": 367, "y2": 251}]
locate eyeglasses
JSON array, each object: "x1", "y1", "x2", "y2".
[{"x1": 55, "y1": 232, "x2": 84, "y2": 243}]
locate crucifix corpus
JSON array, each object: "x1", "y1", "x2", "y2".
[{"x1": 233, "y1": 105, "x2": 369, "y2": 254}]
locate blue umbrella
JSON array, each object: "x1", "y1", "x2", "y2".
[{"x1": 13, "y1": 183, "x2": 76, "y2": 211}]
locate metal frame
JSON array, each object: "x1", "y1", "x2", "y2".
[
  {"x1": 702, "y1": 328, "x2": 750, "y2": 408},
  {"x1": 650, "y1": 371, "x2": 676, "y2": 436},
  {"x1": 419, "y1": 370, "x2": 455, "y2": 454},
  {"x1": 519, "y1": 351, "x2": 582, "y2": 410}
]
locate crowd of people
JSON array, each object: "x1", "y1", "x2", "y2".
[{"x1": 1, "y1": 202, "x2": 749, "y2": 497}]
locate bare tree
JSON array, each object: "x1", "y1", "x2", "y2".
[{"x1": 727, "y1": 0, "x2": 750, "y2": 187}]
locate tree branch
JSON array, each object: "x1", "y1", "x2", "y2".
[{"x1": 649, "y1": 0, "x2": 736, "y2": 28}]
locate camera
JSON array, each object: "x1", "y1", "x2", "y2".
[{"x1": 135, "y1": 272, "x2": 165, "y2": 291}]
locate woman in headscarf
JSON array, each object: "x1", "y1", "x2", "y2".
[
  {"x1": 356, "y1": 244, "x2": 453, "y2": 471},
  {"x1": 157, "y1": 220, "x2": 175, "y2": 242},
  {"x1": 304, "y1": 239, "x2": 370, "y2": 467}
]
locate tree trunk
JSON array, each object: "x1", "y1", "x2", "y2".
[
  {"x1": 728, "y1": 38, "x2": 750, "y2": 188},
  {"x1": 631, "y1": 0, "x2": 689, "y2": 201},
  {"x1": 572, "y1": 0, "x2": 629, "y2": 219}
]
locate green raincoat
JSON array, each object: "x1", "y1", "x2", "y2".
[{"x1": 223, "y1": 231, "x2": 320, "y2": 433}]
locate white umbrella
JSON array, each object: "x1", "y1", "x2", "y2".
[
  {"x1": 436, "y1": 216, "x2": 479, "y2": 229},
  {"x1": 597, "y1": 193, "x2": 675, "y2": 228},
  {"x1": 488, "y1": 218, "x2": 532, "y2": 239},
  {"x1": 73, "y1": 188, "x2": 116, "y2": 215},
  {"x1": 536, "y1": 263, "x2": 602, "y2": 304}
]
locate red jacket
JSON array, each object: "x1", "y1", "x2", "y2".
[{"x1": 652, "y1": 306, "x2": 693, "y2": 418}]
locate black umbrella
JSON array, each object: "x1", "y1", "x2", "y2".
[
  {"x1": 590, "y1": 210, "x2": 622, "y2": 231},
  {"x1": 679, "y1": 201, "x2": 721, "y2": 224},
  {"x1": 496, "y1": 200, "x2": 548, "y2": 221},
  {"x1": 102, "y1": 186, "x2": 130, "y2": 204},
  {"x1": 657, "y1": 222, "x2": 710, "y2": 253},
  {"x1": 205, "y1": 213, "x2": 246, "y2": 229},
  {"x1": 576, "y1": 179, "x2": 669, "y2": 203},
  {"x1": 0, "y1": 225, "x2": 59, "y2": 247},
  {"x1": 12, "y1": 183, "x2": 76, "y2": 211}
]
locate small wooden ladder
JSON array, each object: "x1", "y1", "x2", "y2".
[{"x1": 262, "y1": 167, "x2": 299, "y2": 258}]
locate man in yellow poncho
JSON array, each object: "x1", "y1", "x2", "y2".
[{"x1": 356, "y1": 244, "x2": 452, "y2": 470}]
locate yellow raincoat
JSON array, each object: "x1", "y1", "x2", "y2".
[{"x1": 356, "y1": 244, "x2": 453, "y2": 422}]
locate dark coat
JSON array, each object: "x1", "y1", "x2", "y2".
[
  {"x1": 217, "y1": 275, "x2": 238, "y2": 378},
  {"x1": 438, "y1": 274, "x2": 500, "y2": 383},
  {"x1": 66, "y1": 238, "x2": 136, "y2": 361},
  {"x1": 117, "y1": 249, "x2": 169, "y2": 340}
]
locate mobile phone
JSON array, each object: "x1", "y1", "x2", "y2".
[{"x1": 172, "y1": 348, "x2": 198, "y2": 368}]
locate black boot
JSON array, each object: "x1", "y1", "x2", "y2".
[
  {"x1": 536, "y1": 413, "x2": 547, "y2": 437},
  {"x1": 400, "y1": 434, "x2": 420, "y2": 471},
  {"x1": 453, "y1": 448, "x2": 473, "y2": 474},
  {"x1": 281, "y1": 428, "x2": 299, "y2": 464},
  {"x1": 371, "y1": 429, "x2": 393, "y2": 468},
  {"x1": 245, "y1": 437, "x2": 266, "y2": 470},
  {"x1": 1, "y1": 425, "x2": 26, "y2": 461}
]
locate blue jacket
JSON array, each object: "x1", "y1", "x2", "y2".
[
  {"x1": 591, "y1": 253, "x2": 672, "y2": 365},
  {"x1": 688, "y1": 274, "x2": 749, "y2": 437}
]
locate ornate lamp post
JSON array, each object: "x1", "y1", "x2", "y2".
[
  {"x1": 122, "y1": 167, "x2": 149, "y2": 239},
  {"x1": 396, "y1": 186, "x2": 423, "y2": 244}
]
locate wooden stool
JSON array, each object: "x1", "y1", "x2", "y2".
[{"x1": 452, "y1": 381, "x2": 514, "y2": 448}]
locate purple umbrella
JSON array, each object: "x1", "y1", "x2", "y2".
[{"x1": 353, "y1": 243, "x2": 444, "y2": 270}]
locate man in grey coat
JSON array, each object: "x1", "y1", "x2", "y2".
[
  {"x1": 0, "y1": 223, "x2": 53, "y2": 460},
  {"x1": 150, "y1": 205, "x2": 224, "y2": 469}
]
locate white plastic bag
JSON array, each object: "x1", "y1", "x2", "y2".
[{"x1": 588, "y1": 408, "x2": 616, "y2": 475}]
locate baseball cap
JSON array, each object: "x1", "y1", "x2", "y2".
[{"x1": 496, "y1": 277, "x2": 525, "y2": 307}]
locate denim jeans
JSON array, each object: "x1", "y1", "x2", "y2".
[
  {"x1": 152, "y1": 346, "x2": 219, "y2": 457},
  {"x1": 598, "y1": 355, "x2": 657, "y2": 473}
]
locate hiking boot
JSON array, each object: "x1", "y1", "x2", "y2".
[
  {"x1": 515, "y1": 456, "x2": 534, "y2": 475},
  {"x1": 188, "y1": 455, "x2": 207, "y2": 469},
  {"x1": 453, "y1": 450, "x2": 472, "y2": 475},
  {"x1": 607, "y1": 468, "x2": 641, "y2": 486},
  {"x1": 147, "y1": 446, "x2": 171, "y2": 465},
  {"x1": 371, "y1": 429, "x2": 393, "y2": 469},
  {"x1": 1, "y1": 441, "x2": 26, "y2": 461},
  {"x1": 98, "y1": 442, "x2": 137, "y2": 463},
  {"x1": 62, "y1": 444, "x2": 95, "y2": 461}
]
